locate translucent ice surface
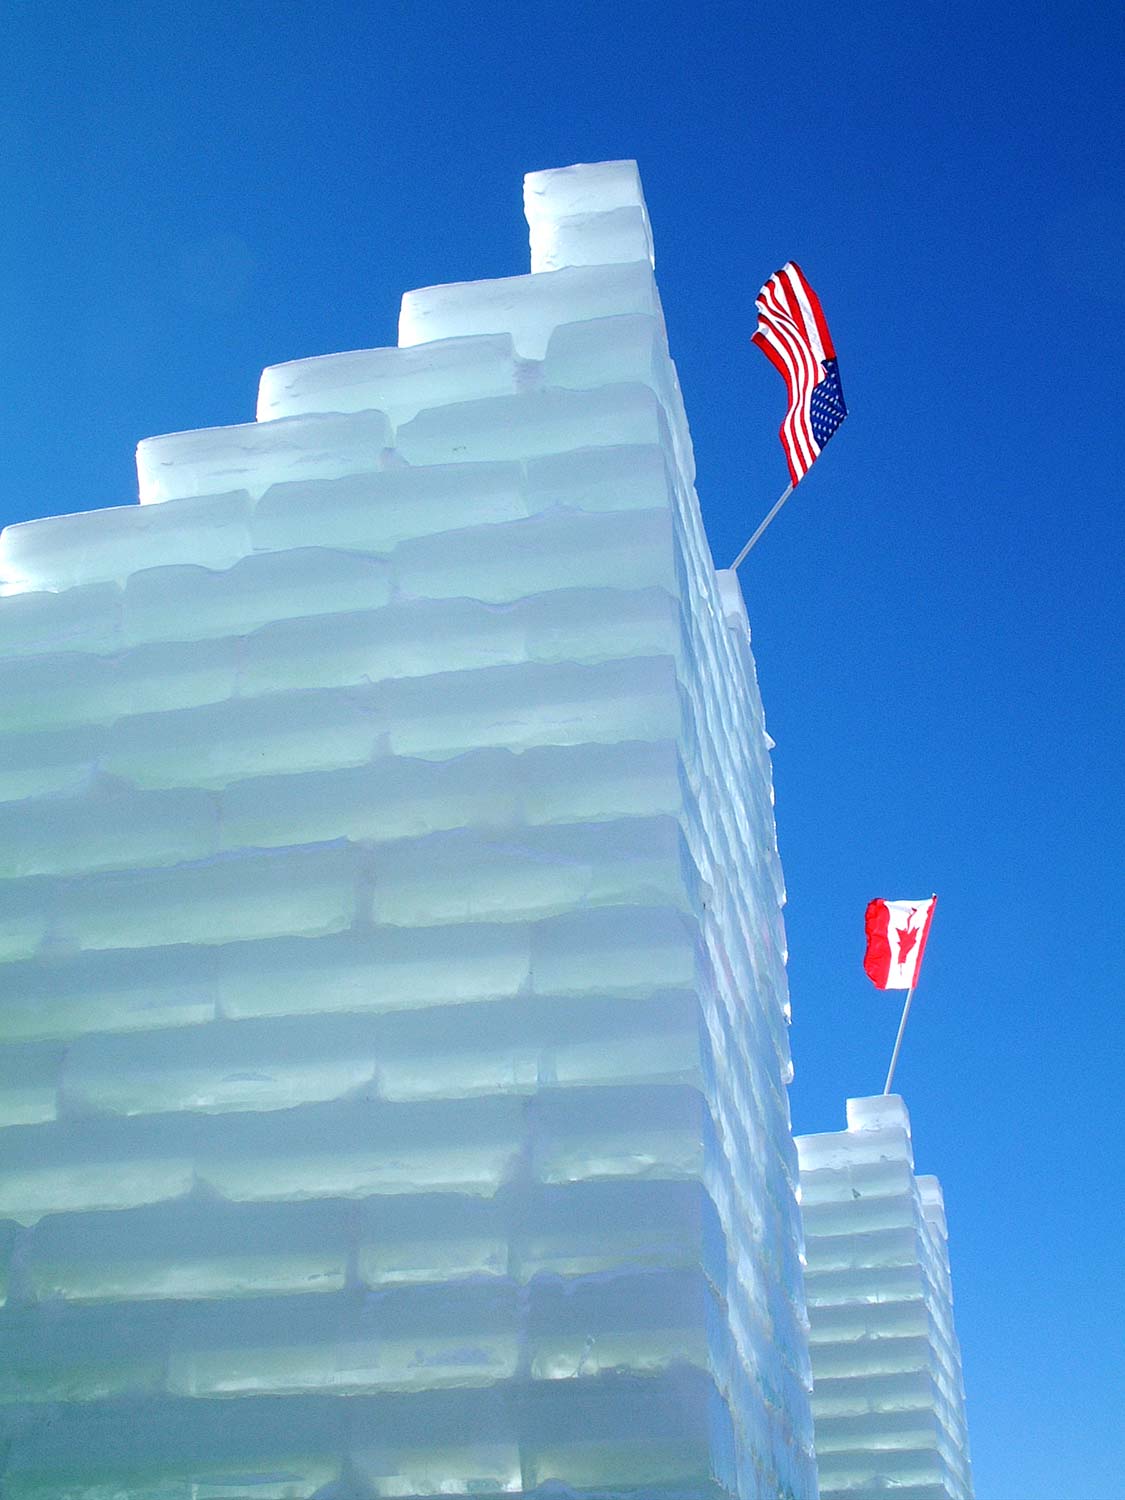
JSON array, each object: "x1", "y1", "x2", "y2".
[
  {"x1": 0, "y1": 161, "x2": 814, "y2": 1500},
  {"x1": 257, "y1": 331, "x2": 518, "y2": 424},
  {"x1": 524, "y1": 158, "x2": 655, "y2": 273},
  {"x1": 400, "y1": 259, "x2": 661, "y2": 361},
  {"x1": 796, "y1": 1096, "x2": 974, "y2": 1500},
  {"x1": 136, "y1": 410, "x2": 392, "y2": 505}
]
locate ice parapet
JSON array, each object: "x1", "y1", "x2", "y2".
[
  {"x1": 524, "y1": 159, "x2": 655, "y2": 273},
  {"x1": 0, "y1": 162, "x2": 813, "y2": 1499},
  {"x1": 795, "y1": 1095, "x2": 974, "y2": 1500}
]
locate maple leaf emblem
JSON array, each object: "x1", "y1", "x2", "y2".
[{"x1": 894, "y1": 908, "x2": 921, "y2": 967}]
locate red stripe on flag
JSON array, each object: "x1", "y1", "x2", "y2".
[
  {"x1": 756, "y1": 287, "x2": 818, "y2": 476},
  {"x1": 863, "y1": 899, "x2": 893, "y2": 988},
  {"x1": 912, "y1": 894, "x2": 937, "y2": 986},
  {"x1": 789, "y1": 261, "x2": 836, "y2": 360},
  {"x1": 752, "y1": 328, "x2": 803, "y2": 483},
  {"x1": 777, "y1": 269, "x2": 813, "y2": 346},
  {"x1": 751, "y1": 261, "x2": 844, "y2": 486}
]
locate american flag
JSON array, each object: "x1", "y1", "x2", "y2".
[{"x1": 752, "y1": 262, "x2": 847, "y2": 485}]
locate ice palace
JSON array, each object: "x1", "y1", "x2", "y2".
[{"x1": 0, "y1": 160, "x2": 970, "y2": 1499}]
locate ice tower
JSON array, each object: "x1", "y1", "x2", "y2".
[
  {"x1": 795, "y1": 1096, "x2": 974, "y2": 1500},
  {"x1": 0, "y1": 161, "x2": 816, "y2": 1498}
]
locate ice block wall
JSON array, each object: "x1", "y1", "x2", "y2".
[
  {"x1": 795, "y1": 1096, "x2": 974, "y2": 1500},
  {"x1": 0, "y1": 160, "x2": 816, "y2": 1499}
]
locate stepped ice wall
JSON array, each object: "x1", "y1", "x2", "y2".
[
  {"x1": 796, "y1": 1095, "x2": 974, "y2": 1500},
  {"x1": 0, "y1": 160, "x2": 816, "y2": 1499}
]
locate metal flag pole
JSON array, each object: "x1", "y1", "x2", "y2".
[
  {"x1": 882, "y1": 985, "x2": 916, "y2": 1095},
  {"x1": 882, "y1": 892, "x2": 937, "y2": 1094},
  {"x1": 730, "y1": 483, "x2": 794, "y2": 570}
]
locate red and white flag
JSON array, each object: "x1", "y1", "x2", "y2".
[
  {"x1": 864, "y1": 896, "x2": 937, "y2": 991},
  {"x1": 752, "y1": 261, "x2": 848, "y2": 485}
]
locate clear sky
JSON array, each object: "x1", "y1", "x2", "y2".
[{"x1": 2, "y1": 4, "x2": 1122, "y2": 1496}]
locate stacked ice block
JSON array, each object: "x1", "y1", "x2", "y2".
[
  {"x1": 0, "y1": 161, "x2": 816, "y2": 1499},
  {"x1": 795, "y1": 1096, "x2": 973, "y2": 1500}
]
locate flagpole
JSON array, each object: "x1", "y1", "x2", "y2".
[
  {"x1": 882, "y1": 892, "x2": 937, "y2": 1094},
  {"x1": 730, "y1": 483, "x2": 794, "y2": 570},
  {"x1": 882, "y1": 984, "x2": 916, "y2": 1095}
]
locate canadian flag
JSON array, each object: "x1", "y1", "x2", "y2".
[{"x1": 864, "y1": 896, "x2": 937, "y2": 990}]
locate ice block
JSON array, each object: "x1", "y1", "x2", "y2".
[
  {"x1": 0, "y1": 161, "x2": 814, "y2": 1499},
  {"x1": 796, "y1": 1095, "x2": 974, "y2": 1500}
]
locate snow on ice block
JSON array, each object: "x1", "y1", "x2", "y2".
[
  {"x1": 396, "y1": 381, "x2": 666, "y2": 467},
  {"x1": 122, "y1": 546, "x2": 392, "y2": 646},
  {"x1": 399, "y1": 260, "x2": 660, "y2": 361},
  {"x1": 136, "y1": 409, "x2": 391, "y2": 504},
  {"x1": 0, "y1": 491, "x2": 253, "y2": 592},
  {"x1": 524, "y1": 159, "x2": 654, "y2": 273},
  {"x1": 257, "y1": 331, "x2": 517, "y2": 424},
  {"x1": 250, "y1": 461, "x2": 525, "y2": 556}
]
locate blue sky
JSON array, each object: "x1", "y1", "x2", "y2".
[{"x1": 2, "y1": 3, "x2": 1122, "y2": 1495}]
